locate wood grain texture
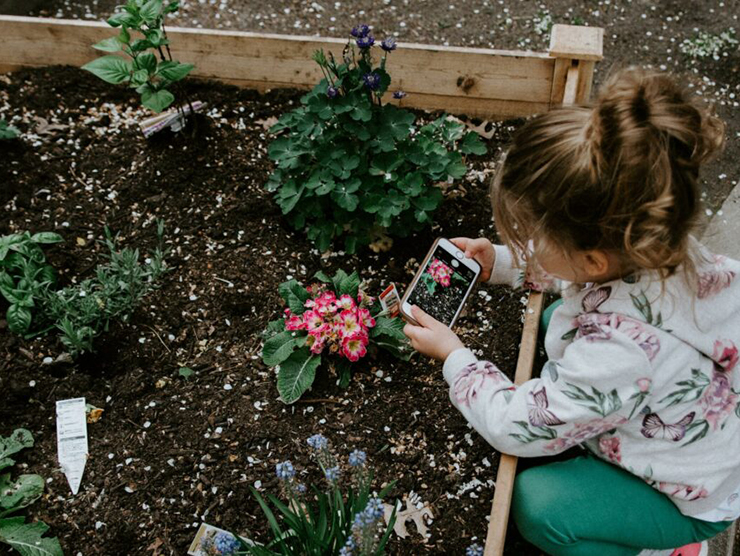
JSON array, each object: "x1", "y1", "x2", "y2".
[
  {"x1": 0, "y1": 15, "x2": 559, "y2": 118},
  {"x1": 548, "y1": 23, "x2": 604, "y2": 61}
]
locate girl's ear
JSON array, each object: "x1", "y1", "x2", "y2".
[{"x1": 583, "y1": 250, "x2": 611, "y2": 279}]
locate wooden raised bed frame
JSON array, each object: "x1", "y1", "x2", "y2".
[{"x1": 0, "y1": 15, "x2": 603, "y2": 554}]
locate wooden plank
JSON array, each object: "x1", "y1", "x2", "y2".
[
  {"x1": 484, "y1": 291, "x2": 545, "y2": 556},
  {"x1": 0, "y1": 15, "x2": 558, "y2": 118},
  {"x1": 575, "y1": 60, "x2": 596, "y2": 104},
  {"x1": 548, "y1": 24, "x2": 604, "y2": 61},
  {"x1": 548, "y1": 57, "x2": 570, "y2": 107}
]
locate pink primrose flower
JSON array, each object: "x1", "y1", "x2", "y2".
[
  {"x1": 303, "y1": 310, "x2": 324, "y2": 331},
  {"x1": 428, "y1": 259, "x2": 454, "y2": 287},
  {"x1": 713, "y1": 339, "x2": 739, "y2": 372},
  {"x1": 306, "y1": 332, "x2": 325, "y2": 355},
  {"x1": 356, "y1": 307, "x2": 376, "y2": 329},
  {"x1": 598, "y1": 435, "x2": 622, "y2": 463},
  {"x1": 285, "y1": 315, "x2": 306, "y2": 331},
  {"x1": 338, "y1": 294, "x2": 356, "y2": 311},
  {"x1": 339, "y1": 310, "x2": 362, "y2": 337},
  {"x1": 342, "y1": 332, "x2": 369, "y2": 362}
]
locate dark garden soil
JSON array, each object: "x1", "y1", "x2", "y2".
[
  {"x1": 0, "y1": 66, "x2": 539, "y2": 555},
  {"x1": 19, "y1": 0, "x2": 740, "y2": 215}
]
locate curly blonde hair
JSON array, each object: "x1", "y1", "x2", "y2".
[{"x1": 491, "y1": 67, "x2": 726, "y2": 280}]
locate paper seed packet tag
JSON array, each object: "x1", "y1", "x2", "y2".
[
  {"x1": 188, "y1": 523, "x2": 254, "y2": 555},
  {"x1": 56, "y1": 397, "x2": 88, "y2": 495},
  {"x1": 379, "y1": 283, "x2": 401, "y2": 318}
]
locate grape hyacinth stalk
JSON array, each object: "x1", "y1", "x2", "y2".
[
  {"x1": 466, "y1": 543, "x2": 484, "y2": 556},
  {"x1": 340, "y1": 497, "x2": 386, "y2": 556}
]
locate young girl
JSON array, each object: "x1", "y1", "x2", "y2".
[{"x1": 403, "y1": 67, "x2": 739, "y2": 556}]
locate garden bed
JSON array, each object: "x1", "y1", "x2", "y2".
[{"x1": 0, "y1": 66, "x2": 536, "y2": 555}]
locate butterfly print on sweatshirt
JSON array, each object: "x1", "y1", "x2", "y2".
[
  {"x1": 641, "y1": 411, "x2": 695, "y2": 441},
  {"x1": 527, "y1": 386, "x2": 565, "y2": 427}
]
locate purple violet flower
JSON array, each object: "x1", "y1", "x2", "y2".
[
  {"x1": 362, "y1": 72, "x2": 381, "y2": 91},
  {"x1": 356, "y1": 35, "x2": 375, "y2": 49},
  {"x1": 392, "y1": 91, "x2": 407, "y2": 99},
  {"x1": 327, "y1": 85, "x2": 338, "y2": 98},
  {"x1": 350, "y1": 24, "x2": 370, "y2": 38},
  {"x1": 380, "y1": 37, "x2": 397, "y2": 52}
]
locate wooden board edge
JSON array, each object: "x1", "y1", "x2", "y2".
[{"x1": 484, "y1": 291, "x2": 545, "y2": 556}]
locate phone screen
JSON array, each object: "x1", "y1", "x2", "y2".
[{"x1": 406, "y1": 244, "x2": 477, "y2": 326}]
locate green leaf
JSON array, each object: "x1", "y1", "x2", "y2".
[
  {"x1": 178, "y1": 367, "x2": 194, "y2": 379},
  {"x1": 82, "y1": 55, "x2": 132, "y2": 84},
  {"x1": 92, "y1": 37, "x2": 123, "y2": 53},
  {"x1": 6, "y1": 305, "x2": 32, "y2": 335},
  {"x1": 135, "y1": 52, "x2": 157, "y2": 74},
  {"x1": 313, "y1": 271, "x2": 332, "y2": 284},
  {"x1": 278, "y1": 279, "x2": 311, "y2": 313},
  {"x1": 459, "y1": 131, "x2": 487, "y2": 155},
  {"x1": 139, "y1": 0, "x2": 163, "y2": 24},
  {"x1": 331, "y1": 184, "x2": 360, "y2": 212},
  {"x1": 277, "y1": 348, "x2": 320, "y2": 404},
  {"x1": 141, "y1": 88, "x2": 175, "y2": 112},
  {"x1": 275, "y1": 181, "x2": 306, "y2": 215},
  {"x1": 0, "y1": 516, "x2": 63, "y2": 556},
  {"x1": 28, "y1": 233, "x2": 62, "y2": 245},
  {"x1": 157, "y1": 61, "x2": 194, "y2": 81},
  {"x1": 268, "y1": 137, "x2": 308, "y2": 170},
  {"x1": 338, "y1": 271, "x2": 360, "y2": 297},
  {"x1": 412, "y1": 189, "x2": 443, "y2": 211},
  {"x1": 446, "y1": 154, "x2": 467, "y2": 179},
  {"x1": 0, "y1": 474, "x2": 44, "y2": 517},
  {"x1": 262, "y1": 331, "x2": 306, "y2": 367},
  {"x1": 0, "y1": 430, "x2": 33, "y2": 473},
  {"x1": 107, "y1": 11, "x2": 139, "y2": 27}
]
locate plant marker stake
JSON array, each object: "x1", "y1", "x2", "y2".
[
  {"x1": 56, "y1": 397, "x2": 88, "y2": 495},
  {"x1": 140, "y1": 100, "x2": 206, "y2": 138}
]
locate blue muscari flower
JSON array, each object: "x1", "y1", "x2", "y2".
[
  {"x1": 350, "y1": 24, "x2": 370, "y2": 38},
  {"x1": 362, "y1": 72, "x2": 381, "y2": 91},
  {"x1": 466, "y1": 543, "x2": 484, "y2": 556},
  {"x1": 356, "y1": 35, "x2": 375, "y2": 49},
  {"x1": 296, "y1": 483, "x2": 307, "y2": 493},
  {"x1": 275, "y1": 460, "x2": 295, "y2": 481},
  {"x1": 392, "y1": 91, "x2": 407, "y2": 99},
  {"x1": 325, "y1": 465, "x2": 341, "y2": 482},
  {"x1": 348, "y1": 449, "x2": 367, "y2": 467},
  {"x1": 380, "y1": 37, "x2": 397, "y2": 51},
  {"x1": 327, "y1": 86, "x2": 338, "y2": 98},
  {"x1": 339, "y1": 536, "x2": 355, "y2": 556},
  {"x1": 307, "y1": 434, "x2": 328, "y2": 450},
  {"x1": 214, "y1": 531, "x2": 241, "y2": 555}
]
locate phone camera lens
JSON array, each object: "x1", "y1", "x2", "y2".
[{"x1": 452, "y1": 259, "x2": 460, "y2": 268}]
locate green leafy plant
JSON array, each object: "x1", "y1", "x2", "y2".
[
  {"x1": 0, "y1": 221, "x2": 168, "y2": 356},
  {"x1": 680, "y1": 28, "x2": 738, "y2": 59},
  {"x1": 43, "y1": 220, "x2": 168, "y2": 356},
  {"x1": 262, "y1": 269, "x2": 410, "y2": 404},
  {"x1": 208, "y1": 435, "x2": 396, "y2": 556},
  {"x1": 266, "y1": 25, "x2": 486, "y2": 253},
  {"x1": 0, "y1": 119, "x2": 20, "y2": 140},
  {"x1": 0, "y1": 232, "x2": 63, "y2": 335},
  {"x1": 0, "y1": 429, "x2": 63, "y2": 556},
  {"x1": 82, "y1": 0, "x2": 195, "y2": 114}
]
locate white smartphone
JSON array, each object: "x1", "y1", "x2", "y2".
[{"x1": 400, "y1": 238, "x2": 481, "y2": 328}]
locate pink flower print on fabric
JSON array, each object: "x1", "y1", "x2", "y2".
[
  {"x1": 697, "y1": 261, "x2": 736, "y2": 299},
  {"x1": 598, "y1": 435, "x2": 622, "y2": 463},
  {"x1": 453, "y1": 362, "x2": 507, "y2": 407},
  {"x1": 427, "y1": 258, "x2": 453, "y2": 287},
  {"x1": 527, "y1": 387, "x2": 565, "y2": 427},
  {"x1": 699, "y1": 367, "x2": 738, "y2": 431},
  {"x1": 636, "y1": 378, "x2": 652, "y2": 392},
  {"x1": 656, "y1": 481, "x2": 709, "y2": 501},
  {"x1": 573, "y1": 313, "x2": 661, "y2": 361},
  {"x1": 713, "y1": 339, "x2": 739, "y2": 372},
  {"x1": 544, "y1": 416, "x2": 627, "y2": 453}
]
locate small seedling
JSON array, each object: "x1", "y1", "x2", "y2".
[
  {"x1": 178, "y1": 366, "x2": 194, "y2": 379},
  {"x1": 83, "y1": 0, "x2": 196, "y2": 115},
  {"x1": 0, "y1": 119, "x2": 20, "y2": 140}
]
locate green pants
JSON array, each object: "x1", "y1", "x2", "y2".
[
  {"x1": 513, "y1": 299, "x2": 733, "y2": 555},
  {"x1": 512, "y1": 455, "x2": 732, "y2": 555}
]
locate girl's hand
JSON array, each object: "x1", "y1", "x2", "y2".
[
  {"x1": 403, "y1": 306, "x2": 465, "y2": 362},
  {"x1": 451, "y1": 237, "x2": 495, "y2": 282}
]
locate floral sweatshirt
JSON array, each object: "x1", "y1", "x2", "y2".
[{"x1": 443, "y1": 242, "x2": 740, "y2": 518}]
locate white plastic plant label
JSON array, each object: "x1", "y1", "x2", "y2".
[
  {"x1": 56, "y1": 397, "x2": 88, "y2": 495},
  {"x1": 188, "y1": 523, "x2": 253, "y2": 555}
]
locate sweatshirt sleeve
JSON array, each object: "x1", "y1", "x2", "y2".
[
  {"x1": 488, "y1": 244, "x2": 568, "y2": 294},
  {"x1": 442, "y1": 327, "x2": 654, "y2": 457}
]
